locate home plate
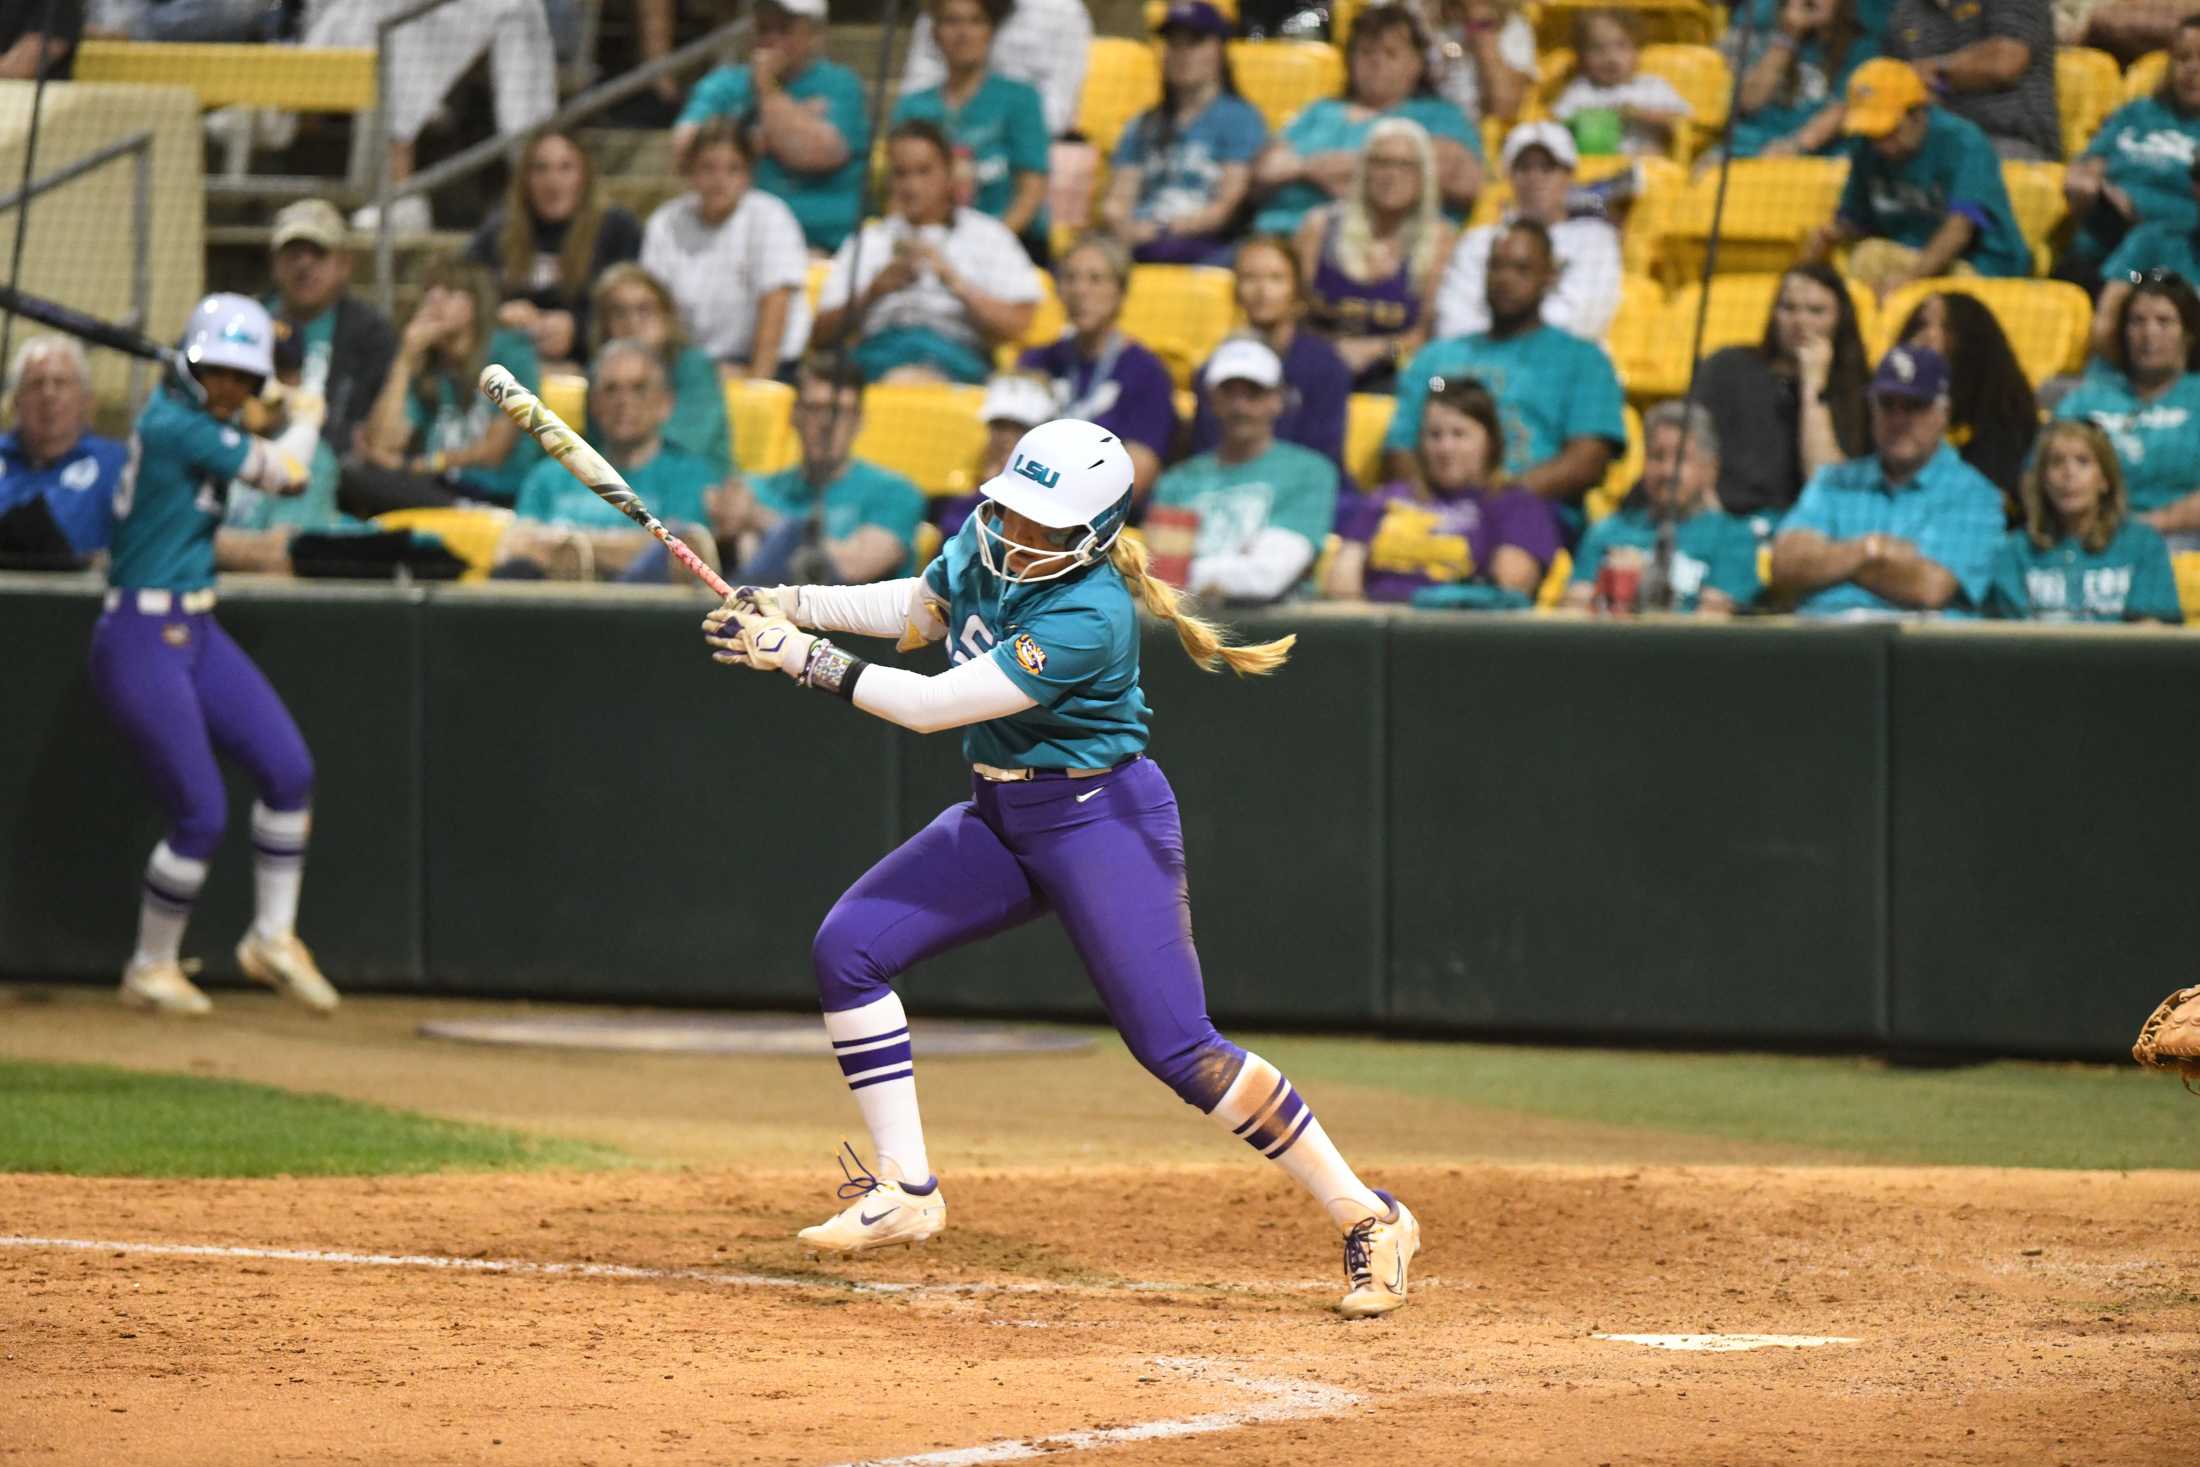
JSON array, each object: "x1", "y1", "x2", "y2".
[{"x1": 1595, "y1": 1334, "x2": 1859, "y2": 1352}]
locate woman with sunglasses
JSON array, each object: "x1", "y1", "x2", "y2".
[{"x1": 2055, "y1": 268, "x2": 2200, "y2": 548}]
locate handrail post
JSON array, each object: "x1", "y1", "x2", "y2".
[{"x1": 129, "y1": 142, "x2": 152, "y2": 414}]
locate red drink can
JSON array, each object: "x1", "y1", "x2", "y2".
[
  {"x1": 1143, "y1": 506, "x2": 1200, "y2": 588},
  {"x1": 1597, "y1": 549, "x2": 1644, "y2": 616}
]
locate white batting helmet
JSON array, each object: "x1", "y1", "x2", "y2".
[
  {"x1": 181, "y1": 292, "x2": 276, "y2": 382},
  {"x1": 974, "y1": 417, "x2": 1135, "y2": 585}
]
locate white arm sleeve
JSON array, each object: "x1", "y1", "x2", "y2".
[
  {"x1": 1190, "y1": 528, "x2": 1317, "y2": 603},
  {"x1": 851, "y1": 653, "x2": 1039, "y2": 735},
  {"x1": 790, "y1": 578, "x2": 940, "y2": 639}
]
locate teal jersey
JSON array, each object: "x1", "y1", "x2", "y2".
[
  {"x1": 2053, "y1": 368, "x2": 2200, "y2": 514},
  {"x1": 515, "y1": 443, "x2": 717, "y2": 532},
  {"x1": 1387, "y1": 325, "x2": 1627, "y2": 475},
  {"x1": 402, "y1": 327, "x2": 543, "y2": 501},
  {"x1": 753, "y1": 457, "x2": 927, "y2": 577},
  {"x1": 678, "y1": 58, "x2": 871, "y2": 251},
  {"x1": 2100, "y1": 220, "x2": 2200, "y2": 286},
  {"x1": 2081, "y1": 96, "x2": 2200, "y2": 241},
  {"x1": 1836, "y1": 107, "x2": 2030, "y2": 277},
  {"x1": 107, "y1": 384, "x2": 254, "y2": 593},
  {"x1": 921, "y1": 515, "x2": 1151, "y2": 769},
  {"x1": 891, "y1": 73, "x2": 1050, "y2": 225},
  {"x1": 1150, "y1": 440, "x2": 1339, "y2": 567},
  {"x1": 1985, "y1": 520, "x2": 2182, "y2": 623},
  {"x1": 1253, "y1": 95, "x2": 1482, "y2": 236},
  {"x1": 1569, "y1": 503, "x2": 1762, "y2": 609}
]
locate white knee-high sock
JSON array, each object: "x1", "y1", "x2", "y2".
[
  {"x1": 134, "y1": 842, "x2": 208, "y2": 966},
  {"x1": 821, "y1": 991, "x2": 933, "y2": 1187},
  {"x1": 1209, "y1": 1051, "x2": 1387, "y2": 1229},
  {"x1": 249, "y1": 803, "x2": 310, "y2": 940}
]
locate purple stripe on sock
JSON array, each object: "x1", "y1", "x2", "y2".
[
  {"x1": 832, "y1": 1024, "x2": 909, "y2": 1051},
  {"x1": 837, "y1": 1039, "x2": 913, "y2": 1077},
  {"x1": 900, "y1": 1176, "x2": 939, "y2": 1196},
  {"x1": 1245, "y1": 1087, "x2": 1305, "y2": 1153},
  {"x1": 1232, "y1": 1074, "x2": 1288, "y2": 1136},
  {"x1": 846, "y1": 1066, "x2": 914, "y2": 1091},
  {"x1": 251, "y1": 839, "x2": 307, "y2": 857},
  {"x1": 1265, "y1": 1108, "x2": 1314, "y2": 1159},
  {"x1": 143, "y1": 877, "x2": 200, "y2": 909}
]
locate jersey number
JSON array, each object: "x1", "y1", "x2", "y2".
[
  {"x1": 111, "y1": 434, "x2": 145, "y2": 520},
  {"x1": 949, "y1": 615, "x2": 996, "y2": 666}
]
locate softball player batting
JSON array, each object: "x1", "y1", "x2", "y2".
[
  {"x1": 703, "y1": 416, "x2": 1418, "y2": 1317},
  {"x1": 92, "y1": 293, "x2": 338, "y2": 1017}
]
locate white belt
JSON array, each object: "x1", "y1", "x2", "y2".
[
  {"x1": 105, "y1": 588, "x2": 216, "y2": 615},
  {"x1": 973, "y1": 761, "x2": 1113, "y2": 782}
]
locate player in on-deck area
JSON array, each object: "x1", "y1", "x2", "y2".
[
  {"x1": 701, "y1": 400, "x2": 1418, "y2": 1317},
  {"x1": 92, "y1": 293, "x2": 339, "y2": 1017}
]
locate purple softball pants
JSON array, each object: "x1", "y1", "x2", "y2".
[
  {"x1": 811, "y1": 756, "x2": 1247, "y2": 1112},
  {"x1": 88, "y1": 604, "x2": 314, "y2": 861}
]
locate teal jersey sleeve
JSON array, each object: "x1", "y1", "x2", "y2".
[
  {"x1": 2125, "y1": 522, "x2": 2184, "y2": 623},
  {"x1": 1384, "y1": 342, "x2": 1443, "y2": 453},
  {"x1": 988, "y1": 599, "x2": 1120, "y2": 708},
  {"x1": 1780, "y1": 467, "x2": 1838, "y2": 540},
  {"x1": 1704, "y1": 515, "x2": 1763, "y2": 605},
  {"x1": 1004, "y1": 77, "x2": 1050, "y2": 173},
  {"x1": 1281, "y1": 98, "x2": 1342, "y2": 155},
  {"x1": 512, "y1": 457, "x2": 567, "y2": 522},
  {"x1": 822, "y1": 64, "x2": 873, "y2": 157},
  {"x1": 1265, "y1": 445, "x2": 1341, "y2": 545},
  {"x1": 849, "y1": 466, "x2": 925, "y2": 546},
  {"x1": 151, "y1": 401, "x2": 254, "y2": 483},
  {"x1": 1561, "y1": 337, "x2": 1628, "y2": 449},
  {"x1": 639, "y1": 449, "x2": 716, "y2": 524},
  {"x1": 1983, "y1": 531, "x2": 2029, "y2": 618},
  {"x1": 679, "y1": 65, "x2": 753, "y2": 126}
]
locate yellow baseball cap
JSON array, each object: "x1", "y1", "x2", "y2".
[{"x1": 1843, "y1": 58, "x2": 1929, "y2": 138}]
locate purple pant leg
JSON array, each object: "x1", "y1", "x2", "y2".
[
  {"x1": 988, "y1": 760, "x2": 1244, "y2": 1111},
  {"x1": 89, "y1": 609, "x2": 232, "y2": 860},
  {"x1": 811, "y1": 799, "x2": 1044, "y2": 1012},
  {"x1": 195, "y1": 618, "x2": 313, "y2": 811}
]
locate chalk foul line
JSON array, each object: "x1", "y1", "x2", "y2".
[
  {"x1": 825, "y1": 1355, "x2": 1361, "y2": 1467},
  {"x1": 1595, "y1": 1333, "x2": 1860, "y2": 1352}
]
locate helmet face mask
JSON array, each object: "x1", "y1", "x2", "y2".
[
  {"x1": 972, "y1": 418, "x2": 1136, "y2": 585},
  {"x1": 974, "y1": 502, "x2": 1114, "y2": 585}
]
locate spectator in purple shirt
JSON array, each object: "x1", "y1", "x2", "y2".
[
  {"x1": 1017, "y1": 232, "x2": 1180, "y2": 499},
  {"x1": 1322, "y1": 371, "x2": 1558, "y2": 602},
  {"x1": 1190, "y1": 234, "x2": 1352, "y2": 472}
]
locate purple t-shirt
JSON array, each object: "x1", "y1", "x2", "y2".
[
  {"x1": 1018, "y1": 334, "x2": 1179, "y2": 463},
  {"x1": 1334, "y1": 479, "x2": 1561, "y2": 603}
]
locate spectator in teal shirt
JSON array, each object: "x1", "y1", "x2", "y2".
[
  {"x1": 1769, "y1": 344, "x2": 2007, "y2": 617},
  {"x1": 2056, "y1": 269, "x2": 2200, "y2": 545},
  {"x1": 714, "y1": 352, "x2": 928, "y2": 583},
  {"x1": 1987, "y1": 419, "x2": 2182, "y2": 622},
  {"x1": 1250, "y1": 2, "x2": 1484, "y2": 237},
  {"x1": 1720, "y1": 0, "x2": 1880, "y2": 160},
  {"x1": 2059, "y1": 17, "x2": 2200, "y2": 286},
  {"x1": 1384, "y1": 221, "x2": 1626, "y2": 530},
  {"x1": 1803, "y1": 58, "x2": 2031, "y2": 293},
  {"x1": 1564, "y1": 400, "x2": 1763, "y2": 613},
  {"x1": 891, "y1": 0, "x2": 1051, "y2": 261},
  {"x1": 674, "y1": 0, "x2": 870, "y2": 253}
]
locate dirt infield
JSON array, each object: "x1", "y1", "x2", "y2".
[{"x1": 4, "y1": 992, "x2": 2200, "y2": 1464}]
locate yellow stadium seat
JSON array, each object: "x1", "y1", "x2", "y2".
[
  {"x1": 1533, "y1": 0, "x2": 1718, "y2": 51},
  {"x1": 1077, "y1": 37, "x2": 1162, "y2": 155},
  {"x1": 1119, "y1": 264, "x2": 1241, "y2": 386},
  {"x1": 1658, "y1": 272, "x2": 1878, "y2": 387},
  {"x1": 1656, "y1": 156, "x2": 1848, "y2": 284},
  {"x1": 2002, "y1": 159, "x2": 2069, "y2": 273},
  {"x1": 370, "y1": 507, "x2": 513, "y2": 582},
  {"x1": 2173, "y1": 550, "x2": 2200, "y2": 620},
  {"x1": 725, "y1": 378, "x2": 799, "y2": 477},
  {"x1": 1605, "y1": 274, "x2": 1670, "y2": 396},
  {"x1": 1585, "y1": 403, "x2": 1644, "y2": 523},
  {"x1": 913, "y1": 519, "x2": 945, "y2": 569},
  {"x1": 999, "y1": 272, "x2": 1067, "y2": 369},
  {"x1": 1534, "y1": 547, "x2": 1574, "y2": 608},
  {"x1": 72, "y1": 39, "x2": 376, "y2": 111},
  {"x1": 805, "y1": 259, "x2": 833, "y2": 315},
  {"x1": 1228, "y1": 41, "x2": 1345, "y2": 134},
  {"x1": 539, "y1": 373, "x2": 587, "y2": 431},
  {"x1": 1873, "y1": 277, "x2": 2094, "y2": 384},
  {"x1": 2125, "y1": 49, "x2": 2168, "y2": 103},
  {"x1": 2056, "y1": 47, "x2": 2125, "y2": 161},
  {"x1": 1174, "y1": 387, "x2": 1198, "y2": 427},
  {"x1": 849, "y1": 383, "x2": 991, "y2": 495},
  {"x1": 1344, "y1": 392, "x2": 1395, "y2": 487}
]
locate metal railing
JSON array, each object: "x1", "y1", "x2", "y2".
[{"x1": 0, "y1": 131, "x2": 158, "y2": 413}]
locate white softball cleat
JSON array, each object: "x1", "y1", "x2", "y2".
[
  {"x1": 1338, "y1": 1190, "x2": 1419, "y2": 1318},
  {"x1": 236, "y1": 931, "x2": 340, "y2": 1014},
  {"x1": 797, "y1": 1145, "x2": 947, "y2": 1254},
  {"x1": 119, "y1": 958, "x2": 213, "y2": 1017}
]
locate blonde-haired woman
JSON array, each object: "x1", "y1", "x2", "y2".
[
  {"x1": 701, "y1": 416, "x2": 1419, "y2": 1321},
  {"x1": 1986, "y1": 420, "x2": 2183, "y2": 623},
  {"x1": 464, "y1": 130, "x2": 640, "y2": 370},
  {"x1": 1293, "y1": 117, "x2": 1454, "y2": 390}
]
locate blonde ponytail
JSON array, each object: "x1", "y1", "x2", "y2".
[{"x1": 1108, "y1": 535, "x2": 1296, "y2": 676}]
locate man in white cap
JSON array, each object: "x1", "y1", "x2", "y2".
[
  {"x1": 1148, "y1": 339, "x2": 1341, "y2": 605},
  {"x1": 1430, "y1": 119, "x2": 1623, "y2": 343}
]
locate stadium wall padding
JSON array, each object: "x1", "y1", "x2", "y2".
[{"x1": 7, "y1": 579, "x2": 2196, "y2": 1060}]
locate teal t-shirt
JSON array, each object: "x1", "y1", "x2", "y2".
[
  {"x1": 2081, "y1": 96, "x2": 2200, "y2": 248},
  {"x1": 1149, "y1": 440, "x2": 1339, "y2": 573},
  {"x1": 752, "y1": 457, "x2": 926, "y2": 576},
  {"x1": 2101, "y1": 221, "x2": 2200, "y2": 290},
  {"x1": 1835, "y1": 107, "x2": 2030, "y2": 277},
  {"x1": 402, "y1": 326, "x2": 543, "y2": 502},
  {"x1": 921, "y1": 515, "x2": 1151, "y2": 770},
  {"x1": 514, "y1": 443, "x2": 717, "y2": 532},
  {"x1": 108, "y1": 383, "x2": 253, "y2": 593},
  {"x1": 1252, "y1": 95, "x2": 1482, "y2": 236},
  {"x1": 586, "y1": 346, "x2": 732, "y2": 480},
  {"x1": 891, "y1": 73, "x2": 1050, "y2": 227},
  {"x1": 2053, "y1": 368, "x2": 2200, "y2": 514},
  {"x1": 679, "y1": 58, "x2": 871, "y2": 252},
  {"x1": 1387, "y1": 325, "x2": 1628, "y2": 478},
  {"x1": 1569, "y1": 503, "x2": 1762, "y2": 609},
  {"x1": 1725, "y1": 30, "x2": 1879, "y2": 159},
  {"x1": 1985, "y1": 520, "x2": 2182, "y2": 623}
]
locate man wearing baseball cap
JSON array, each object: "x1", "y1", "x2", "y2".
[
  {"x1": 262, "y1": 199, "x2": 396, "y2": 458},
  {"x1": 1800, "y1": 58, "x2": 2031, "y2": 296},
  {"x1": 1148, "y1": 339, "x2": 1341, "y2": 604},
  {"x1": 1432, "y1": 119, "x2": 1624, "y2": 342},
  {"x1": 1769, "y1": 343, "x2": 2006, "y2": 617}
]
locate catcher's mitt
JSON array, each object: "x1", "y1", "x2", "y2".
[{"x1": 2132, "y1": 986, "x2": 2200, "y2": 1093}]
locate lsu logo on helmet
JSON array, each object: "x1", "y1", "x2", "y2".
[
  {"x1": 1013, "y1": 633, "x2": 1047, "y2": 674},
  {"x1": 1011, "y1": 454, "x2": 1060, "y2": 489}
]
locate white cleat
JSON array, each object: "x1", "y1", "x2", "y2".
[
  {"x1": 1339, "y1": 1190, "x2": 1419, "y2": 1318},
  {"x1": 119, "y1": 958, "x2": 213, "y2": 1016},
  {"x1": 796, "y1": 1145, "x2": 947, "y2": 1254},
  {"x1": 236, "y1": 931, "x2": 340, "y2": 1014}
]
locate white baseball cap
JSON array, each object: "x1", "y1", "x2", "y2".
[
  {"x1": 1203, "y1": 337, "x2": 1283, "y2": 390},
  {"x1": 760, "y1": 0, "x2": 826, "y2": 18},
  {"x1": 1502, "y1": 120, "x2": 1579, "y2": 172},
  {"x1": 979, "y1": 373, "x2": 1058, "y2": 428}
]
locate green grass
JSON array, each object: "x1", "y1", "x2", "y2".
[
  {"x1": 0, "y1": 1060, "x2": 625, "y2": 1178},
  {"x1": 1255, "y1": 1035, "x2": 2200, "y2": 1171}
]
